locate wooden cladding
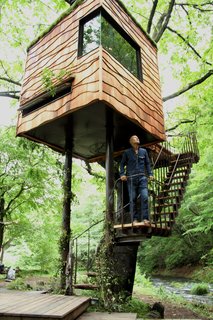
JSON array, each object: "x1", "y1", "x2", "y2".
[{"x1": 17, "y1": 0, "x2": 165, "y2": 153}]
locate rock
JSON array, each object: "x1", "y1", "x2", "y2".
[{"x1": 145, "y1": 302, "x2": 165, "y2": 319}]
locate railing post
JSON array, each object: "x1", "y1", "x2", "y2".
[{"x1": 105, "y1": 108, "x2": 114, "y2": 228}]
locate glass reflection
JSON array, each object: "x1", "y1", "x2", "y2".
[
  {"x1": 82, "y1": 15, "x2": 101, "y2": 55},
  {"x1": 81, "y1": 12, "x2": 139, "y2": 78}
]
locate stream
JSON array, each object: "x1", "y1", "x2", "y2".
[{"x1": 151, "y1": 275, "x2": 213, "y2": 306}]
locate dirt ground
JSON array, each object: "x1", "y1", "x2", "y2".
[{"x1": 134, "y1": 292, "x2": 211, "y2": 319}]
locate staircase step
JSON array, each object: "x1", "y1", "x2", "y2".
[
  {"x1": 170, "y1": 161, "x2": 192, "y2": 167},
  {"x1": 86, "y1": 272, "x2": 98, "y2": 277},
  {"x1": 168, "y1": 168, "x2": 190, "y2": 174},
  {"x1": 152, "y1": 211, "x2": 178, "y2": 217},
  {"x1": 74, "y1": 283, "x2": 99, "y2": 290},
  {"x1": 165, "y1": 175, "x2": 188, "y2": 181},
  {"x1": 165, "y1": 181, "x2": 186, "y2": 187},
  {"x1": 155, "y1": 203, "x2": 178, "y2": 208},
  {"x1": 156, "y1": 195, "x2": 180, "y2": 201}
]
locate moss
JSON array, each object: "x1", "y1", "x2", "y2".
[
  {"x1": 27, "y1": 0, "x2": 84, "y2": 52},
  {"x1": 27, "y1": 0, "x2": 157, "y2": 53}
]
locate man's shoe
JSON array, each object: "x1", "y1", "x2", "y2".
[
  {"x1": 143, "y1": 219, "x2": 151, "y2": 225},
  {"x1": 132, "y1": 219, "x2": 138, "y2": 224}
]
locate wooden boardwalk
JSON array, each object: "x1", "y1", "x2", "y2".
[
  {"x1": 0, "y1": 290, "x2": 90, "y2": 320},
  {"x1": 78, "y1": 312, "x2": 137, "y2": 319}
]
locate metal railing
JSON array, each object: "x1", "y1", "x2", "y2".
[
  {"x1": 72, "y1": 219, "x2": 104, "y2": 286},
  {"x1": 115, "y1": 133, "x2": 199, "y2": 230}
]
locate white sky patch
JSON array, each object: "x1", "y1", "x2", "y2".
[{"x1": 0, "y1": 98, "x2": 17, "y2": 127}]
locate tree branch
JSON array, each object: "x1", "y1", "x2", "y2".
[
  {"x1": 166, "y1": 119, "x2": 196, "y2": 132},
  {"x1": 64, "y1": 0, "x2": 76, "y2": 5},
  {"x1": 147, "y1": 0, "x2": 159, "y2": 34},
  {"x1": 0, "y1": 76, "x2": 21, "y2": 86},
  {"x1": 0, "y1": 92, "x2": 20, "y2": 100},
  {"x1": 176, "y1": 2, "x2": 213, "y2": 12},
  {"x1": 167, "y1": 27, "x2": 212, "y2": 66},
  {"x1": 5, "y1": 183, "x2": 25, "y2": 213},
  {"x1": 163, "y1": 69, "x2": 213, "y2": 102},
  {"x1": 153, "y1": 0, "x2": 176, "y2": 43},
  {"x1": 84, "y1": 161, "x2": 105, "y2": 181}
]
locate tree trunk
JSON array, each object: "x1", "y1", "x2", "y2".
[
  {"x1": 0, "y1": 197, "x2": 5, "y2": 263},
  {"x1": 112, "y1": 243, "x2": 139, "y2": 297},
  {"x1": 60, "y1": 126, "x2": 73, "y2": 294},
  {"x1": 100, "y1": 109, "x2": 138, "y2": 304}
]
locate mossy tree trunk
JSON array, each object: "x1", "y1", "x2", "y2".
[
  {"x1": 0, "y1": 197, "x2": 5, "y2": 263},
  {"x1": 99, "y1": 109, "x2": 138, "y2": 307},
  {"x1": 60, "y1": 125, "x2": 73, "y2": 295}
]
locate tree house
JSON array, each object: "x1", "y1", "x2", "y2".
[
  {"x1": 16, "y1": 0, "x2": 200, "y2": 242},
  {"x1": 16, "y1": 0, "x2": 199, "y2": 296},
  {"x1": 17, "y1": 0, "x2": 165, "y2": 161}
]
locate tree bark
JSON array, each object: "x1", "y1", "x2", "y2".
[
  {"x1": 152, "y1": 0, "x2": 175, "y2": 43},
  {"x1": 147, "y1": 0, "x2": 159, "y2": 34},
  {"x1": 60, "y1": 126, "x2": 73, "y2": 294},
  {"x1": 102, "y1": 121, "x2": 139, "y2": 300},
  {"x1": 0, "y1": 197, "x2": 5, "y2": 263}
]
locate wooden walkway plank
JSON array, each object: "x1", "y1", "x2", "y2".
[
  {"x1": 0, "y1": 293, "x2": 63, "y2": 313},
  {"x1": 40, "y1": 296, "x2": 89, "y2": 316},
  {"x1": 0, "y1": 291, "x2": 90, "y2": 319},
  {"x1": 19, "y1": 295, "x2": 72, "y2": 314},
  {"x1": 77, "y1": 312, "x2": 137, "y2": 320}
]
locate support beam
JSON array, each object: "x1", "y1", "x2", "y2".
[
  {"x1": 105, "y1": 108, "x2": 114, "y2": 225},
  {"x1": 60, "y1": 123, "x2": 73, "y2": 295}
]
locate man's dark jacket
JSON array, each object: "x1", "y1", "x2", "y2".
[{"x1": 120, "y1": 147, "x2": 153, "y2": 177}]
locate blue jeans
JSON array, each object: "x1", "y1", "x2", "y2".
[{"x1": 127, "y1": 175, "x2": 149, "y2": 221}]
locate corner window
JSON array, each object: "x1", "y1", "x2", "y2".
[{"x1": 78, "y1": 10, "x2": 142, "y2": 80}]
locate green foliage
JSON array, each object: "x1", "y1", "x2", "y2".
[
  {"x1": 191, "y1": 283, "x2": 210, "y2": 295},
  {"x1": 118, "y1": 297, "x2": 149, "y2": 317},
  {"x1": 7, "y1": 278, "x2": 31, "y2": 291},
  {"x1": 0, "y1": 126, "x2": 63, "y2": 271},
  {"x1": 41, "y1": 67, "x2": 69, "y2": 97}
]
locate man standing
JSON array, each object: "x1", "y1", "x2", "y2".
[{"x1": 120, "y1": 135, "x2": 153, "y2": 224}]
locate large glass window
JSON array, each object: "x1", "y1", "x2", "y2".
[{"x1": 79, "y1": 11, "x2": 142, "y2": 80}]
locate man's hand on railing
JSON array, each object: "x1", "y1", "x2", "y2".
[
  {"x1": 120, "y1": 175, "x2": 127, "y2": 181},
  {"x1": 149, "y1": 176, "x2": 154, "y2": 181}
]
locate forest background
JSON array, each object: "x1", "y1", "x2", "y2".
[{"x1": 0, "y1": 0, "x2": 212, "y2": 283}]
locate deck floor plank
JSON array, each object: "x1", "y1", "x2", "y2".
[
  {"x1": 0, "y1": 291, "x2": 90, "y2": 319},
  {"x1": 77, "y1": 312, "x2": 137, "y2": 319},
  {"x1": 0, "y1": 293, "x2": 63, "y2": 313},
  {"x1": 38, "y1": 296, "x2": 88, "y2": 316}
]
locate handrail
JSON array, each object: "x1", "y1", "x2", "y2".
[
  {"x1": 72, "y1": 218, "x2": 104, "y2": 241},
  {"x1": 153, "y1": 144, "x2": 165, "y2": 169}
]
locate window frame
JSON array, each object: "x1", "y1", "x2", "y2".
[{"x1": 78, "y1": 8, "x2": 143, "y2": 81}]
